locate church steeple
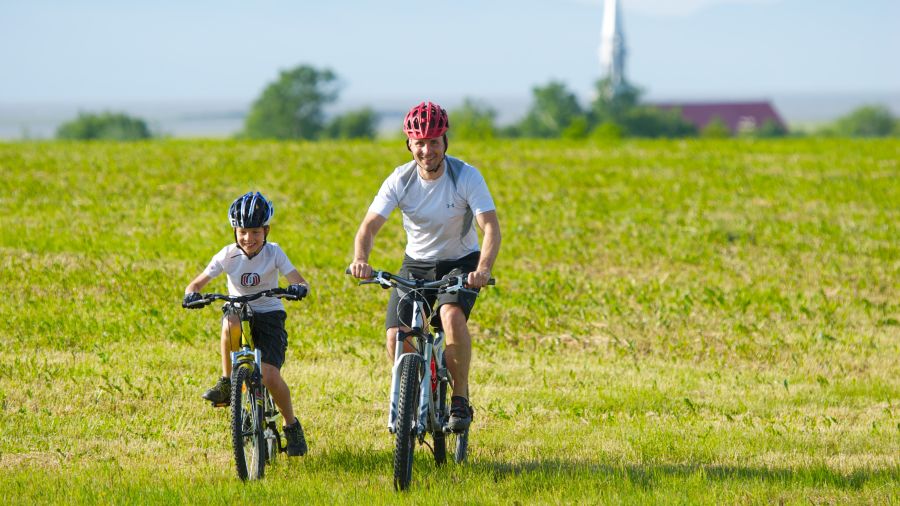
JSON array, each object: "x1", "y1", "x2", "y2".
[{"x1": 599, "y1": 0, "x2": 627, "y2": 97}]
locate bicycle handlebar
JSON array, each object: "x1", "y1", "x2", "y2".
[
  {"x1": 345, "y1": 269, "x2": 494, "y2": 295},
  {"x1": 183, "y1": 288, "x2": 299, "y2": 308}
]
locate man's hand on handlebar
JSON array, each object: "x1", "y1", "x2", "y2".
[
  {"x1": 348, "y1": 261, "x2": 373, "y2": 280},
  {"x1": 466, "y1": 270, "x2": 492, "y2": 289}
]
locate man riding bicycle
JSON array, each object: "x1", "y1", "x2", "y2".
[{"x1": 348, "y1": 101, "x2": 501, "y2": 433}]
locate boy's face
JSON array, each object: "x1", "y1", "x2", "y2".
[{"x1": 235, "y1": 226, "x2": 267, "y2": 256}]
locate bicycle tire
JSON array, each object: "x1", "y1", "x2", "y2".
[
  {"x1": 393, "y1": 354, "x2": 422, "y2": 491},
  {"x1": 232, "y1": 365, "x2": 266, "y2": 480}
]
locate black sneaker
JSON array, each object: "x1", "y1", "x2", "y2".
[
  {"x1": 283, "y1": 419, "x2": 308, "y2": 457},
  {"x1": 447, "y1": 396, "x2": 473, "y2": 433},
  {"x1": 202, "y1": 376, "x2": 230, "y2": 406}
]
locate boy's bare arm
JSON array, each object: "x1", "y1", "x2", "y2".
[
  {"x1": 284, "y1": 270, "x2": 307, "y2": 287},
  {"x1": 185, "y1": 273, "x2": 212, "y2": 294}
]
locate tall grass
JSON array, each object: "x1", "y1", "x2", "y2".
[{"x1": 0, "y1": 138, "x2": 897, "y2": 504}]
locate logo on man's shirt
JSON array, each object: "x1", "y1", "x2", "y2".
[
  {"x1": 446, "y1": 203, "x2": 455, "y2": 208},
  {"x1": 241, "y1": 273, "x2": 261, "y2": 287}
]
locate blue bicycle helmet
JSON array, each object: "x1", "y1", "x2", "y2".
[{"x1": 228, "y1": 192, "x2": 274, "y2": 228}]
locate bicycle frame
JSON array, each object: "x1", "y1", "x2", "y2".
[
  {"x1": 184, "y1": 287, "x2": 299, "y2": 480},
  {"x1": 387, "y1": 296, "x2": 449, "y2": 438},
  {"x1": 352, "y1": 269, "x2": 493, "y2": 489},
  {"x1": 225, "y1": 301, "x2": 282, "y2": 457},
  {"x1": 226, "y1": 302, "x2": 263, "y2": 379}
]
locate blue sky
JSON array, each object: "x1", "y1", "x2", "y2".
[{"x1": 1, "y1": 0, "x2": 898, "y2": 106}]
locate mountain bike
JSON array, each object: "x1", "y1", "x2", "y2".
[
  {"x1": 351, "y1": 270, "x2": 494, "y2": 490},
  {"x1": 184, "y1": 288, "x2": 300, "y2": 481}
]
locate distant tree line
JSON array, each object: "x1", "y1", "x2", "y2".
[
  {"x1": 54, "y1": 64, "x2": 900, "y2": 141},
  {"x1": 56, "y1": 112, "x2": 152, "y2": 141}
]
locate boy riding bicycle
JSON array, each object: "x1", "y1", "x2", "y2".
[{"x1": 183, "y1": 191, "x2": 309, "y2": 457}]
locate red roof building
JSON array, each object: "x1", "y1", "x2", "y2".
[{"x1": 653, "y1": 101, "x2": 786, "y2": 135}]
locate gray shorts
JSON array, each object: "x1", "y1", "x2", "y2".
[{"x1": 385, "y1": 252, "x2": 481, "y2": 331}]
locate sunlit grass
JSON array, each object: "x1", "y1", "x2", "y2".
[{"x1": 0, "y1": 138, "x2": 897, "y2": 503}]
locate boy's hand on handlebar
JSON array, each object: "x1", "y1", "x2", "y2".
[
  {"x1": 348, "y1": 261, "x2": 373, "y2": 279},
  {"x1": 286, "y1": 284, "x2": 308, "y2": 300},
  {"x1": 466, "y1": 270, "x2": 492, "y2": 289},
  {"x1": 182, "y1": 292, "x2": 206, "y2": 309}
]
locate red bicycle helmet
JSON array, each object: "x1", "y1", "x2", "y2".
[{"x1": 402, "y1": 101, "x2": 449, "y2": 139}]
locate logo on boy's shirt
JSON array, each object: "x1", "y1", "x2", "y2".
[{"x1": 241, "y1": 273, "x2": 261, "y2": 287}]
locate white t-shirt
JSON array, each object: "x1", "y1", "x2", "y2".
[
  {"x1": 368, "y1": 155, "x2": 496, "y2": 261},
  {"x1": 202, "y1": 242, "x2": 296, "y2": 313}
]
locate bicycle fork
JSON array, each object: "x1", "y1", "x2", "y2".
[
  {"x1": 418, "y1": 332, "x2": 449, "y2": 435},
  {"x1": 387, "y1": 331, "x2": 448, "y2": 436}
]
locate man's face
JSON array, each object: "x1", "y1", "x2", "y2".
[
  {"x1": 408, "y1": 136, "x2": 446, "y2": 172},
  {"x1": 235, "y1": 226, "x2": 267, "y2": 256}
]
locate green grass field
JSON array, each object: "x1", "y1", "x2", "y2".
[{"x1": 0, "y1": 138, "x2": 897, "y2": 504}]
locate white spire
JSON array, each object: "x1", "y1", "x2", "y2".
[{"x1": 599, "y1": 0, "x2": 627, "y2": 95}]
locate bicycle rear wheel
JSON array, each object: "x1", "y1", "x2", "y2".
[
  {"x1": 453, "y1": 428, "x2": 469, "y2": 463},
  {"x1": 232, "y1": 365, "x2": 266, "y2": 480},
  {"x1": 264, "y1": 391, "x2": 280, "y2": 464},
  {"x1": 393, "y1": 354, "x2": 423, "y2": 491},
  {"x1": 432, "y1": 358, "x2": 448, "y2": 466}
]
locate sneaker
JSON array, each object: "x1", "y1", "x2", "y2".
[
  {"x1": 283, "y1": 419, "x2": 308, "y2": 457},
  {"x1": 202, "y1": 376, "x2": 231, "y2": 405},
  {"x1": 447, "y1": 396, "x2": 474, "y2": 433}
]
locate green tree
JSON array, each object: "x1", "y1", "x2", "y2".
[
  {"x1": 701, "y1": 116, "x2": 731, "y2": 138},
  {"x1": 243, "y1": 65, "x2": 339, "y2": 140},
  {"x1": 56, "y1": 112, "x2": 152, "y2": 140},
  {"x1": 449, "y1": 98, "x2": 497, "y2": 140},
  {"x1": 590, "y1": 77, "x2": 640, "y2": 125},
  {"x1": 753, "y1": 118, "x2": 788, "y2": 138},
  {"x1": 518, "y1": 81, "x2": 585, "y2": 138},
  {"x1": 834, "y1": 104, "x2": 896, "y2": 137},
  {"x1": 589, "y1": 78, "x2": 695, "y2": 138},
  {"x1": 590, "y1": 121, "x2": 623, "y2": 140},
  {"x1": 324, "y1": 107, "x2": 377, "y2": 139},
  {"x1": 562, "y1": 116, "x2": 589, "y2": 139},
  {"x1": 619, "y1": 106, "x2": 697, "y2": 138}
]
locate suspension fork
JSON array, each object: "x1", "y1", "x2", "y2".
[
  {"x1": 387, "y1": 296, "x2": 429, "y2": 433},
  {"x1": 416, "y1": 333, "x2": 436, "y2": 436}
]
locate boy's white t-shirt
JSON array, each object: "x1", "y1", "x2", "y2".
[
  {"x1": 203, "y1": 242, "x2": 296, "y2": 313},
  {"x1": 368, "y1": 156, "x2": 496, "y2": 261}
]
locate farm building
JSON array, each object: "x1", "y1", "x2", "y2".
[{"x1": 652, "y1": 101, "x2": 787, "y2": 135}]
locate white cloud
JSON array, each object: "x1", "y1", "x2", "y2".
[{"x1": 569, "y1": 0, "x2": 781, "y2": 17}]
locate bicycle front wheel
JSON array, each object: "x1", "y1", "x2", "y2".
[
  {"x1": 232, "y1": 365, "x2": 266, "y2": 480},
  {"x1": 393, "y1": 354, "x2": 423, "y2": 491}
]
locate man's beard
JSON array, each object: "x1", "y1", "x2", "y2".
[{"x1": 422, "y1": 155, "x2": 444, "y2": 173}]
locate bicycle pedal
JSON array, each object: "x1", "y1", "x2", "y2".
[{"x1": 210, "y1": 401, "x2": 229, "y2": 408}]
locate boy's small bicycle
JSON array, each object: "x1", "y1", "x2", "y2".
[
  {"x1": 351, "y1": 270, "x2": 494, "y2": 491},
  {"x1": 184, "y1": 288, "x2": 300, "y2": 481}
]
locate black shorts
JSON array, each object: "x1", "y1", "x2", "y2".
[
  {"x1": 385, "y1": 251, "x2": 481, "y2": 331},
  {"x1": 224, "y1": 309, "x2": 288, "y2": 369}
]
